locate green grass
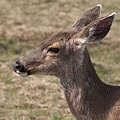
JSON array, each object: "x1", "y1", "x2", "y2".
[
  {"x1": 0, "y1": 0, "x2": 120, "y2": 120},
  {"x1": 54, "y1": 116, "x2": 63, "y2": 120}
]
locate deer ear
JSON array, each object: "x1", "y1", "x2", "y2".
[
  {"x1": 76, "y1": 12, "x2": 116, "y2": 44},
  {"x1": 72, "y1": 4, "x2": 102, "y2": 31}
]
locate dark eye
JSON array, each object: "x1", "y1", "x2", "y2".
[{"x1": 48, "y1": 48, "x2": 60, "y2": 54}]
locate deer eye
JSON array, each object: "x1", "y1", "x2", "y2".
[{"x1": 47, "y1": 48, "x2": 60, "y2": 54}]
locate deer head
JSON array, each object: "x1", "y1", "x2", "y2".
[{"x1": 13, "y1": 5, "x2": 115, "y2": 79}]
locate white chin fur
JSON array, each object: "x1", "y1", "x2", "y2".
[{"x1": 16, "y1": 70, "x2": 28, "y2": 77}]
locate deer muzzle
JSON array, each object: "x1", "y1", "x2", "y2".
[{"x1": 13, "y1": 61, "x2": 29, "y2": 77}]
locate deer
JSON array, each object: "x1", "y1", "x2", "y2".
[{"x1": 13, "y1": 4, "x2": 120, "y2": 120}]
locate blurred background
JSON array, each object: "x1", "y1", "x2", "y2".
[{"x1": 0, "y1": 0, "x2": 120, "y2": 120}]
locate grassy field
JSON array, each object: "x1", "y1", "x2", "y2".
[{"x1": 0, "y1": 0, "x2": 120, "y2": 120}]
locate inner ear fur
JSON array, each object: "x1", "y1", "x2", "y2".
[{"x1": 74, "y1": 12, "x2": 116, "y2": 44}]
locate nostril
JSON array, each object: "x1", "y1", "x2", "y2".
[
  {"x1": 13, "y1": 62, "x2": 26, "y2": 73},
  {"x1": 14, "y1": 64, "x2": 23, "y2": 71}
]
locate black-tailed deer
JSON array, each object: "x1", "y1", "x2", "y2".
[{"x1": 13, "y1": 5, "x2": 120, "y2": 120}]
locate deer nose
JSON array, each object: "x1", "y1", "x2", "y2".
[{"x1": 13, "y1": 62, "x2": 26, "y2": 73}]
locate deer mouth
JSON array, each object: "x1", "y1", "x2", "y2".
[{"x1": 15, "y1": 70, "x2": 29, "y2": 77}]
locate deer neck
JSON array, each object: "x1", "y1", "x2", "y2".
[{"x1": 59, "y1": 49, "x2": 106, "y2": 119}]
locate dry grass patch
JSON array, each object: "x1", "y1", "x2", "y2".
[{"x1": 0, "y1": 0, "x2": 120, "y2": 120}]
